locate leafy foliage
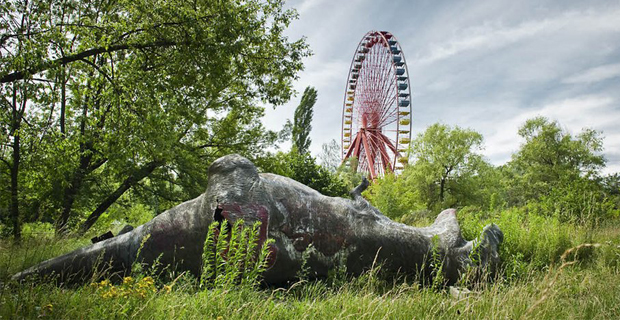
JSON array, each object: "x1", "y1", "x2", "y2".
[
  {"x1": 504, "y1": 117, "x2": 611, "y2": 222},
  {"x1": 366, "y1": 123, "x2": 489, "y2": 217},
  {"x1": 2, "y1": 211, "x2": 620, "y2": 319},
  {"x1": 201, "y1": 220, "x2": 273, "y2": 289},
  {"x1": 507, "y1": 117, "x2": 604, "y2": 200},
  {"x1": 0, "y1": 0, "x2": 309, "y2": 236},
  {"x1": 410, "y1": 123, "x2": 485, "y2": 206},
  {"x1": 292, "y1": 86, "x2": 317, "y2": 154},
  {"x1": 363, "y1": 171, "x2": 425, "y2": 219},
  {"x1": 257, "y1": 152, "x2": 349, "y2": 197},
  {"x1": 366, "y1": 118, "x2": 618, "y2": 224},
  {"x1": 318, "y1": 139, "x2": 341, "y2": 172}
]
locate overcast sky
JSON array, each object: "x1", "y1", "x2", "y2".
[{"x1": 262, "y1": 0, "x2": 620, "y2": 174}]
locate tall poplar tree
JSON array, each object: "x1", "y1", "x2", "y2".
[{"x1": 292, "y1": 86, "x2": 317, "y2": 154}]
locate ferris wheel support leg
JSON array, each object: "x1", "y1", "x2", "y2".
[
  {"x1": 378, "y1": 133, "x2": 398, "y2": 154},
  {"x1": 360, "y1": 132, "x2": 377, "y2": 179}
]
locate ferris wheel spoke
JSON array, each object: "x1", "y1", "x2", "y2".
[
  {"x1": 378, "y1": 111, "x2": 399, "y2": 128},
  {"x1": 366, "y1": 132, "x2": 393, "y2": 170},
  {"x1": 377, "y1": 57, "x2": 393, "y2": 104},
  {"x1": 379, "y1": 94, "x2": 398, "y2": 123},
  {"x1": 376, "y1": 139, "x2": 393, "y2": 173},
  {"x1": 368, "y1": 132, "x2": 390, "y2": 159}
]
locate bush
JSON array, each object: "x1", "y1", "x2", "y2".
[{"x1": 364, "y1": 172, "x2": 425, "y2": 220}]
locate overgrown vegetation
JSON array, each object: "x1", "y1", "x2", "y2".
[
  {"x1": 365, "y1": 119, "x2": 619, "y2": 223},
  {"x1": 2, "y1": 104, "x2": 619, "y2": 318},
  {"x1": 1, "y1": 0, "x2": 619, "y2": 318}
]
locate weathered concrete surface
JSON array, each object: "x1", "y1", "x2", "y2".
[{"x1": 12, "y1": 154, "x2": 503, "y2": 285}]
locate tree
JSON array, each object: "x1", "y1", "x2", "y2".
[
  {"x1": 363, "y1": 171, "x2": 425, "y2": 220},
  {"x1": 410, "y1": 123, "x2": 485, "y2": 208},
  {"x1": 506, "y1": 117, "x2": 609, "y2": 221},
  {"x1": 318, "y1": 139, "x2": 341, "y2": 172},
  {"x1": 292, "y1": 86, "x2": 317, "y2": 154},
  {"x1": 254, "y1": 86, "x2": 349, "y2": 197},
  {"x1": 0, "y1": 0, "x2": 309, "y2": 236},
  {"x1": 364, "y1": 123, "x2": 488, "y2": 216},
  {"x1": 509, "y1": 117, "x2": 605, "y2": 199},
  {"x1": 256, "y1": 152, "x2": 348, "y2": 197}
]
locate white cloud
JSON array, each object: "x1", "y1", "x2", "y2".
[
  {"x1": 295, "y1": 0, "x2": 329, "y2": 15},
  {"x1": 563, "y1": 63, "x2": 620, "y2": 84},
  {"x1": 418, "y1": 20, "x2": 553, "y2": 64},
  {"x1": 415, "y1": 8, "x2": 620, "y2": 65}
]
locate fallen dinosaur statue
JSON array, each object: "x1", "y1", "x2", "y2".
[{"x1": 12, "y1": 154, "x2": 503, "y2": 285}]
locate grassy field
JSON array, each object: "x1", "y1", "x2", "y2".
[{"x1": 2, "y1": 210, "x2": 619, "y2": 319}]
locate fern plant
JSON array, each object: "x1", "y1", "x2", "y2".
[{"x1": 200, "y1": 219, "x2": 274, "y2": 289}]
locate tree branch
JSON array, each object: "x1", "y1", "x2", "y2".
[
  {"x1": 79, "y1": 159, "x2": 164, "y2": 233},
  {"x1": 1, "y1": 39, "x2": 182, "y2": 83},
  {"x1": 78, "y1": 58, "x2": 120, "y2": 92},
  {"x1": 0, "y1": 157, "x2": 11, "y2": 170}
]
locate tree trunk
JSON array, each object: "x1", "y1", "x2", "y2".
[
  {"x1": 60, "y1": 66, "x2": 66, "y2": 135},
  {"x1": 79, "y1": 160, "x2": 163, "y2": 233},
  {"x1": 439, "y1": 166, "x2": 452, "y2": 203},
  {"x1": 57, "y1": 100, "x2": 92, "y2": 234},
  {"x1": 13, "y1": 155, "x2": 503, "y2": 286},
  {"x1": 10, "y1": 127, "x2": 21, "y2": 241},
  {"x1": 57, "y1": 159, "x2": 90, "y2": 234},
  {"x1": 10, "y1": 87, "x2": 22, "y2": 241},
  {"x1": 439, "y1": 177, "x2": 446, "y2": 202},
  {"x1": 56, "y1": 84, "x2": 107, "y2": 234}
]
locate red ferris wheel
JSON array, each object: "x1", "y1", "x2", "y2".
[{"x1": 341, "y1": 30, "x2": 412, "y2": 180}]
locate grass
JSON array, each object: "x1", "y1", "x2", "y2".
[
  {"x1": 1, "y1": 211, "x2": 620, "y2": 319},
  {"x1": 2, "y1": 265, "x2": 619, "y2": 319}
]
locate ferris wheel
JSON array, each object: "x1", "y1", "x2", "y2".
[{"x1": 341, "y1": 30, "x2": 412, "y2": 180}]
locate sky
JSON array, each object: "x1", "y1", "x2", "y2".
[{"x1": 262, "y1": 0, "x2": 620, "y2": 174}]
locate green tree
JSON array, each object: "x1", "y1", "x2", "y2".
[
  {"x1": 292, "y1": 86, "x2": 317, "y2": 154},
  {"x1": 410, "y1": 123, "x2": 486, "y2": 209},
  {"x1": 254, "y1": 86, "x2": 349, "y2": 197},
  {"x1": 506, "y1": 117, "x2": 609, "y2": 221},
  {"x1": 508, "y1": 117, "x2": 605, "y2": 202},
  {"x1": 1, "y1": 0, "x2": 309, "y2": 236},
  {"x1": 601, "y1": 173, "x2": 620, "y2": 216},
  {"x1": 257, "y1": 152, "x2": 348, "y2": 197},
  {"x1": 364, "y1": 123, "x2": 488, "y2": 217},
  {"x1": 334, "y1": 157, "x2": 363, "y2": 193},
  {"x1": 363, "y1": 171, "x2": 425, "y2": 220}
]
